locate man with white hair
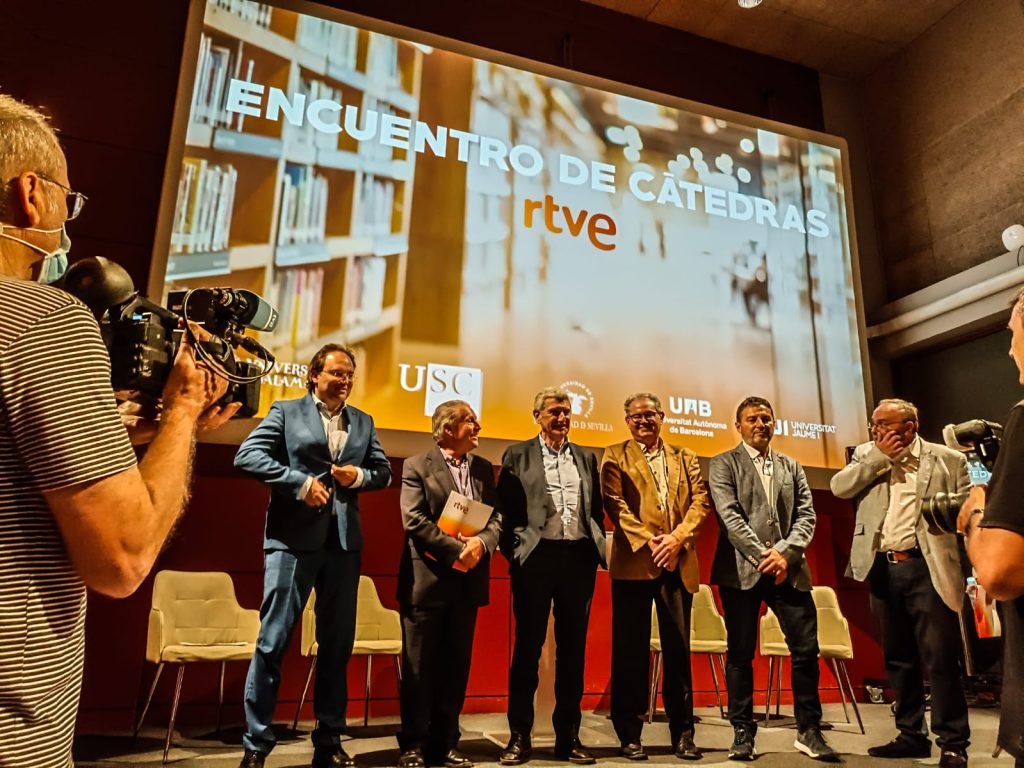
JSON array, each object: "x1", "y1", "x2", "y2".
[{"x1": 831, "y1": 397, "x2": 970, "y2": 768}]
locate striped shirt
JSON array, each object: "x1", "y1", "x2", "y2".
[{"x1": 0, "y1": 278, "x2": 136, "y2": 767}]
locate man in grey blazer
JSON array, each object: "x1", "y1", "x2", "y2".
[
  {"x1": 396, "y1": 400, "x2": 502, "y2": 768},
  {"x1": 709, "y1": 396, "x2": 836, "y2": 762},
  {"x1": 831, "y1": 398, "x2": 970, "y2": 768},
  {"x1": 497, "y1": 388, "x2": 606, "y2": 766}
]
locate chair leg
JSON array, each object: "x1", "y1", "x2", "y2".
[
  {"x1": 716, "y1": 654, "x2": 728, "y2": 703},
  {"x1": 134, "y1": 662, "x2": 164, "y2": 737},
  {"x1": 647, "y1": 651, "x2": 662, "y2": 724},
  {"x1": 393, "y1": 654, "x2": 402, "y2": 683},
  {"x1": 837, "y1": 660, "x2": 864, "y2": 735},
  {"x1": 829, "y1": 659, "x2": 851, "y2": 724},
  {"x1": 764, "y1": 657, "x2": 773, "y2": 724},
  {"x1": 292, "y1": 656, "x2": 318, "y2": 732},
  {"x1": 216, "y1": 661, "x2": 226, "y2": 736},
  {"x1": 364, "y1": 655, "x2": 373, "y2": 727},
  {"x1": 776, "y1": 658, "x2": 783, "y2": 716},
  {"x1": 707, "y1": 655, "x2": 724, "y2": 718},
  {"x1": 163, "y1": 665, "x2": 185, "y2": 764}
]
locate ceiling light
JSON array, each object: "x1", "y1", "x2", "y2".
[{"x1": 738, "y1": 0, "x2": 764, "y2": 7}]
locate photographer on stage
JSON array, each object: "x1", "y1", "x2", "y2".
[
  {"x1": 0, "y1": 94, "x2": 234, "y2": 768},
  {"x1": 958, "y1": 287, "x2": 1024, "y2": 766}
]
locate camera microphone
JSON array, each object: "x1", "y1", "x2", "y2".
[
  {"x1": 942, "y1": 419, "x2": 1003, "y2": 451},
  {"x1": 228, "y1": 289, "x2": 279, "y2": 332}
]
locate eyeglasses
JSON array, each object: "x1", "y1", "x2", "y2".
[
  {"x1": 323, "y1": 370, "x2": 356, "y2": 383},
  {"x1": 626, "y1": 411, "x2": 662, "y2": 424},
  {"x1": 869, "y1": 418, "x2": 909, "y2": 431},
  {"x1": 754, "y1": 455, "x2": 773, "y2": 476},
  {"x1": 36, "y1": 173, "x2": 87, "y2": 221}
]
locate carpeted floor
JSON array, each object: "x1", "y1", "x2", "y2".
[{"x1": 74, "y1": 704, "x2": 1012, "y2": 767}]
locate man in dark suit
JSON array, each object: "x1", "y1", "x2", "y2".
[
  {"x1": 831, "y1": 398, "x2": 970, "y2": 768},
  {"x1": 234, "y1": 343, "x2": 392, "y2": 768},
  {"x1": 396, "y1": 400, "x2": 502, "y2": 768},
  {"x1": 708, "y1": 396, "x2": 836, "y2": 763},
  {"x1": 601, "y1": 392, "x2": 711, "y2": 761},
  {"x1": 496, "y1": 388, "x2": 606, "y2": 766}
]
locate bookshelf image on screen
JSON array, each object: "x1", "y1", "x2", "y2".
[{"x1": 160, "y1": 0, "x2": 867, "y2": 470}]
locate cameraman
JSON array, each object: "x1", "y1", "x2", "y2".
[
  {"x1": 0, "y1": 95, "x2": 234, "y2": 767},
  {"x1": 958, "y1": 288, "x2": 1024, "y2": 766}
]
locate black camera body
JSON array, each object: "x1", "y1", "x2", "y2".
[
  {"x1": 63, "y1": 257, "x2": 276, "y2": 417},
  {"x1": 920, "y1": 419, "x2": 1002, "y2": 534}
]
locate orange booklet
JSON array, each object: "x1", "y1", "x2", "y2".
[{"x1": 436, "y1": 491, "x2": 494, "y2": 572}]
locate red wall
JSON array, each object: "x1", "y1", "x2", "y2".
[{"x1": 76, "y1": 444, "x2": 883, "y2": 733}]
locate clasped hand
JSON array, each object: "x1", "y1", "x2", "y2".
[
  {"x1": 457, "y1": 533, "x2": 485, "y2": 570},
  {"x1": 331, "y1": 464, "x2": 359, "y2": 487},
  {"x1": 303, "y1": 477, "x2": 330, "y2": 507},
  {"x1": 758, "y1": 548, "x2": 788, "y2": 585},
  {"x1": 649, "y1": 534, "x2": 682, "y2": 571}
]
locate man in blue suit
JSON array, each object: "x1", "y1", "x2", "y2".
[{"x1": 235, "y1": 343, "x2": 392, "y2": 768}]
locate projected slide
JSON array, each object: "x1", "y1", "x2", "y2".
[{"x1": 161, "y1": 0, "x2": 866, "y2": 468}]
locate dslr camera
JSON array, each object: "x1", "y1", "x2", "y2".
[
  {"x1": 62, "y1": 256, "x2": 278, "y2": 417},
  {"x1": 920, "y1": 419, "x2": 1002, "y2": 534}
]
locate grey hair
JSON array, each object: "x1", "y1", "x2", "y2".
[
  {"x1": 533, "y1": 387, "x2": 571, "y2": 413},
  {"x1": 432, "y1": 399, "x2": 471, "y2": 443},
  {"x1": 877, "y1": 397, "x2": 919, "y2": 423},
  {"x1": 623, "y1": 392, "x2": 663, "y2": 414},
  {"x1": 0, "y1": 95, "x2": 63, "y2": 182}
]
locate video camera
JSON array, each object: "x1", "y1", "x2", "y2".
[
  {"x1": 920, "y1": 419, "x2": 1002, "y2": 534},
  {"x1": 61, "y1": 256, "x2": 278, "y2": 417}
]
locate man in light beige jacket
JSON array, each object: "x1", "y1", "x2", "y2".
[{"x1": 601, "y1": 392, "x2": 711, "y2": 761}]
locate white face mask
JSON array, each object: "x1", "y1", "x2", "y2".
[{"x1": 0, "y1": 223, "x2": 71, "y2": 284}]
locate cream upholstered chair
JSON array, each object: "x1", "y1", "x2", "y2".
[
  {"x1": 648, "y1": 585, "x2": 729, "y2": 721},
  {"x1": 134, "y1": 570, "x2": 259, "y2": 763},
  {"x1": 812, "y1": 586, "x2": 864, "y2": 733},
  {"x1": 758, "y1": 587, "x2": 864, "y2": 733},
  {"x1": 292, "y1": 576, "x2": 402, "y2": 729},
  {"x1": 690, "y1": 584, "x2": 728, "y2": 717},
  {"x1": 757, "y1": 608, "x2": 789, "y2": 723}
]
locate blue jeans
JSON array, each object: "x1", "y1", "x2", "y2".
[{"x1": 242, "y1": 546, "x2": 360, "y2": 754}]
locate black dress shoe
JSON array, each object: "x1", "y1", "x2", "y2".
[
  {"x1": 867, "y1": 736, "x2": 931, "y2": 759},
  {"x1": 428, "y1": 749, "x2": 473, "y2": 768},
  {"x1": 620, "y1": 742, "x2": 648, "y2": 761},
  {"x1": 554, "y1": 737, "x2": 596, "y2": 765},
  {"x1": 398, "y1": 749, "x2": 426, "y2": 768},
  {"x1": 312, "y1": 745, "x2": 356, "y2": 768},
  {"x1": 500, "y1": 733, "x2": 532, "y2": 765},
  {"x1": 239, "y1": 750, "x2": 266, "y2": 768},
  {"x1": 938, "y1": 748, "x2": 968, "y2": 768},
  {"x1": 673, "y1": 733, "x2": 700, "y2": 760}
]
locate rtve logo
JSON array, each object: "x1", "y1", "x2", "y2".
[{"x1": 399, "y1": 363, "x2": 484, "y2": 418}]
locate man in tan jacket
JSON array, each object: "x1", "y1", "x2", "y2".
[{"x1": 601, "y1": 392, "x2": 711, "y2": 761}]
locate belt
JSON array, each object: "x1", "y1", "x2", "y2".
[
  {"x1": 884, "y1": 548, "x2": 922, "y2": 564},
  {"x1": 539, "y1": 537, "x2": 591, "y2": 546}
]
